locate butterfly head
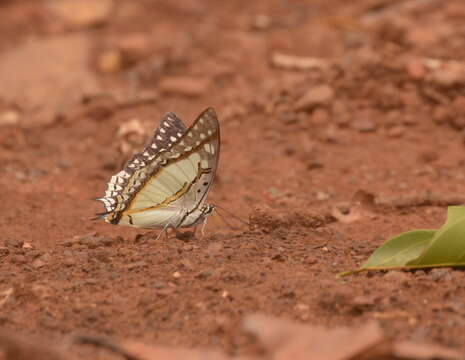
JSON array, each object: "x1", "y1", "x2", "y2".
[{"x1": 202, "y1": 204, "x2": 215, "y2": 217}]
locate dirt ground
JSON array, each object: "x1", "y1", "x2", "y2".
[{"x1": 2, "y1": 0, "x2": 465, "y2": 358}]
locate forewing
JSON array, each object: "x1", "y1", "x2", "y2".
[{"x1": 96, "y1": 112, "x2": 187, "y2": 219}]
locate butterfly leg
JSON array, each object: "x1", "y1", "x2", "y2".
[
  {"x1": 155, "y1": 223, "x2": 171, "y2": 242},
  {"x1": 200, "y1": 217, "x2": 209, "y2": 239}
]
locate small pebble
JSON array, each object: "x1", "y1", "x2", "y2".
[
  {"x1": 22, "y1": 242, "x2": 34, "y2": 249},
  {"x1": 10, "y1": 255, "x2": 26, "y2": 264},
  {"x1": 251, "y1": 14, "x2": 271, "y2": 30},
  {"x1": 32, "y1": 258, "x2": 46, "y2": 269},
  {"x1": 384, "y1": 270, "x2": 410, "y2": 284},
  {"x1": 4, "y1": 238, "x2": 24, "y2": 248},
  {"x1": 63, "y1": 257, "x2": 76, "y2": 267},
  {"x1": 305, "y1": 256, "x2": 318, "y2": 265},
  {"x1": 387, "y1": 125, "x2": 405, "y2": 138},
  {"x1": 294, "y1": 85, "x2": 335, "y2": 111},
  {"x1": 125, "y1": 261, "x2": 147, "y2": 270},
  {"x1": 97, "y1": 50, "x2": 122, "y2": 73},
  {"x1": 352, "y1": 119, "x2": 377, "y2": 132},
  {"x1": 429, "y1": 268, "x2": 450, "y2": 281},
  {"x1": 316, "y1": 191, "x2": 330, "y2": 201},
  {"x1": 79, "y1": 236, "x2": 101, "y2": 249},
  {"x1": 0, "y1": 110, "x2": 20, "y2": 126}
]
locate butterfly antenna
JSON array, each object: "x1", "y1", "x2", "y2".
[
  {"x1": 212, "y1": 208, "x2": 237, "y2": 230},
  {"x1": 212, "y1": 205, "x2": 249, "y2": 227}
]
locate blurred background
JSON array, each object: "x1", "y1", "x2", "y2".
[{"x1": 1, "y1": 0, "x2": 465, "y2": 357}]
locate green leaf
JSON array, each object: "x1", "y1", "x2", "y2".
[
  {"x1": 412, "y1": 206, "x2": 465, "y2": 266},
  {"x1": 341, "y1": 206, "x2": 465, "y2": 275},
  {"x1": 361, "y1": 230, "x2": 435, "y2": 270}
]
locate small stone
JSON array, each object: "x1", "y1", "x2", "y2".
[
  {"x1": 295, "y1": 303, "x2": 310, "y2": 312},
  {"x1": 179, "y1": 258, "x2": 194, "y2": 270},
  {"x1": 310, "y1": 108, "x2": 330, "y2": 126},
  {"x1": 10, "y1": 255, "x2": 26, "y2": 264},
  {"x1": 283, "y1": 145, "x2": 296, "y2": 156},
  {"x1": 419, "y1": 151, "x2": 439, "y2": 163},
  {"x1": 429, "y1": 268, "x2": 450, "y2": 281},
  {"x1": 453, "y1": 96, "x2": 465, "y2": 112},
  {"x1": 0, "y1": 111, "x2": 20, "y2": 126},
  {"x1": 398, "y1": 182, "x2": 408, "y2": 189},
  {"x1": 384, "y1": 270, "x2": 410, "y2": 284},
  {"x1": 97, "y1": 50, "x2": 122, "y2": 73},
  {"x1": 125, "y1": 261, "x2": 147, "y2": 270},
  {"x1": 271, "y1": 53, "x2": 329, "y2": 71},
  {"x1": 159, "y1": 76, "x2": 209, "y2": 97},
  {"x1": 197, "y1": 269, "x2": 214, "y2": 279},
  {"x1": 4, "y1": 238, "x2": 24, "y2": 248},
  {"x1": 430, "y1": 62, "x2": 465, "y2": 87},
  {"x1": 100, "y1": 237, "x2": 117, "y2": 247},
  {"x1": 22, "y1": 242, "x2": 33, "y2": 249},
  {"x1": 450, "y1": 116, "x2": 465, "y2": 130},
  {"x1": 450, "y1": 97, "x2": 465, "y2": 129},
  {"x1": 251, "y1": 14, "x2": 271, "y2": 30},
  {"x1": 406, "y1": 27, "x2": 440, "y2": 47},
  {"x1": 316, "y1": 191, "x2": 330, "y2": 201},
  {"x1": 0, "y1": 247, "x2": 9, "y2": 257},
  {"x1": 406, "y1": 58, "x2": 426, "y2": 79},
  {"x1": 323, "y1": 124, "x2": 342, "y2": 143},
  {"x1": 206, "y1": 242, "x2": 223, "y2": 256},
  {"x1": 352, "y1": 119, "x2": 377, "y2": 132},
  {"x1": 62, "y1": 236, "x2": 80, "y2": 247},
  {"x1": 32, "y1": 258, "x2": 46, "y2": 269},
  {"x1": 172, "y1": 271, "x2": 181, "y2": 278},
  {"x1": 84, "y1": 278, "x2": 98, "y2": 285},
  {"x1": 47, "y1": 0, "x2": 114, "y2": 28},
  {"x1": 387, "y1": 125, "x2": 405, "y2": 138},
  {"x1": 294, "y1": 85, "x2": 335, "y2": 111},
  {"x1": 25, "y1": 250, "x2": 41, "y2": 260},
  {"x1": 153, "y1": 282, "x2": 165, "y2": 289},
  {"x1": 92, "y1": 250, "x2": 112, "y2": 263},
  {"x1": 155, "y1": 287, "x2": 175, "y2": 297},
  {"x1": 281, "y1": 112, "x2": 299, "y2": 125},
  {"x1": 433, "y1": 106, "x2": 451, "y2": 124},
  {"x1": 118, "y1": 33, "x2": 150, "y2": 62},
  {"x1": 402, "y1": 114, "x2": 418, "y2": 126},
  {"x1": 305, "y1": 256, "x2": 318, "y2": 265},
  {"x1": 332, "y1": 100, "x2": 351, "y2": 127},
  {"x1": 306, "y1": 161, "x2": 324, "y2": 171},
  {"x1": 63, "y1": 257, "x2": 76, "y2": 267},
  {"x1": 182, "y1": 244, "x2": 194, "y2": 251},
  {"x1": 351, "y1": 295, "x2": 375, "y2": 309},
  {"x1": 79, "y1": 235, "x2": 103, "y2": 249}
]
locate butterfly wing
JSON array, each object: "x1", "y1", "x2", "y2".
[{"x1": 96, "y1": 108, "x2": 220, "y2": 229}]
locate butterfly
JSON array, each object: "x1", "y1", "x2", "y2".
[{"x1": 95, "y1": 108, "x2": 220, "y2": 238}]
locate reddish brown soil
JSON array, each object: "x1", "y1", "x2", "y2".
[{"x1": 2, "y1": 0, "x2": 465, "y2": 358}]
